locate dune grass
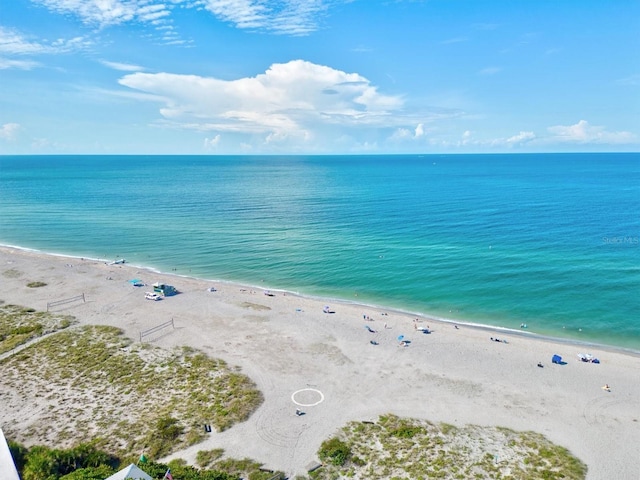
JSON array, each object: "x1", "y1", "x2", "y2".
[
  {"x1": 309, "y1": 414, "x2": 587, "y2": 479},
  {"x1": 1, "y1": 319, "x2": 263, "y2": 459},
  {"x1": 0, "y1": 302, "x2": 74, "y2": 355}
]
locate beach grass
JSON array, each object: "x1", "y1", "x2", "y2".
[
  {"x1": 0, "y1": 308, "x2": 263, "y2": 459},
  {"x1": 308, "y1": 414, "x2": 587, "y2": 479},
  {"x1": 0, "y1": 302, "x2": 74, "y2": 355}
]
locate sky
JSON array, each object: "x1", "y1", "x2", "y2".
[{"x1": 0, "y1": 0, "x2": 639, "y2": 155}]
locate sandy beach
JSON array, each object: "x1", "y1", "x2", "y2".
[{"x1": 1, "y1": 246, "x2": 639, "y2": 479}]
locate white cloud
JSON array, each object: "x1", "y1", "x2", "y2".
[
  {"x1": 506, "y1": 131, "x2": 535, "y2": 145},
  {"x1": 199, "y1": 0, "x2": 331, "y2": 35},
  {"x1": 0, "y1": 123, "x2": 21, "y2": 140},
  {"x1": 0, "y1": 57, "x2": 39, "y2": 70},
  {"x1": 31, "y1": 0, "x2": 180, "y2": 43},
  {"x1": 119, "y1": 60, "x2": 407, "y2": 139},
  {"x1": 30, "y1": 0, "x2": 337, "y2": 37},
  {"x1": 0, "y1": 26, "x2": 92, "y2": 63},
  {"x1": 204, "y1": 134, "x2": 220, "y2": 149},
  {"x1": 100, "y1": 60, "x2": 145, "y2": 72},
  {"x1": 547, "y1": 120, "x2": 636, "y2": 144},
  {"x1": 0, "y1": 27, "x2": 48, "y2": 54},
  {"x1": 392, "y1": 123, "x2": 426, "y2": 141},
  {"x1": 453, "y1": 121, "x2": 636, "y2": 150},
  {"x1": 32, "y1": 0, "x2": 146, "y2": 26},
  {"x1": 390, "y1": 128, "x2": 412, "y2": 140},
  {"x1": 436, "y1": 129, "x2": 534, "y2": 149}
]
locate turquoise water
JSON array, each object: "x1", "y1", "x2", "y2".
[{"x1": 1, "y1": 154, "x2": 639, "y2": 350}]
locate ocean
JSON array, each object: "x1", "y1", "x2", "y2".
[{"x1": 1, "y1": 153, "x2": 638, "y2": 351}]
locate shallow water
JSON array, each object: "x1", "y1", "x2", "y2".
[{"x1": 1, "y1": 153, "x2": 638, "y2": 350}]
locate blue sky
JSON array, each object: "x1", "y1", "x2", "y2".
[{"x1": 1, "y1": 0, "x2": 638, "y2": 154}]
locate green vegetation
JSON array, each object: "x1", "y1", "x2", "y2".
[
  {"x1": 307, "y1": 414, "x2": 587, "y2": 480},
  {"x1": 6, "y1": 441, "x2": 277, "y2": 480},
  {"x1": 1, "y1": 315, "x2": 263, "y2": 459},
  {"x1": 9, "y1": 442, "x2": 117, "y2": 480},
  {"x1": 318, "y1": 438, "x2": 351, "y2": 466},
  {"x1": 0, "y1": 303, "x2": 74, "y2": 354},
  {"x1": 26, "y1": 281, "x2": 48, "y2": 288},
  {"x1": 196, "y1": 449, "x2": 225, "y2": 468},
  {"x1": 3, "y1": 268, "x2": 22, "y2": 278}
]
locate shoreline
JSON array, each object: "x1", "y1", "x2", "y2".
[
  {"x1": 1, "y1": 244, "x2": 640, "y2": 479},
  {"x1": 3, "y1": 243, "x2": 638, "y2": 356}
]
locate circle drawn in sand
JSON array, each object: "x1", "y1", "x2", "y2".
[{"x1": 291, "y1": 388, "x2": 324, "y2": 407}]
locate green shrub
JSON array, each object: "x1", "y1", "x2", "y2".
[{"x1": 318, "y1": 438, "x2": 351, "y2": 466}]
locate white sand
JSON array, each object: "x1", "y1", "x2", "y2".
[{"x1": 0, "y1": 246, "x2": 638, "y2": 479}]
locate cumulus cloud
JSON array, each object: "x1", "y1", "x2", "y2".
[
  {"x1": 0, "y1": 123, "x2": 20, "y2": 140},
  {"x1": 506, "y1": 131, "x2": 535, "y2": 145},
  {"x1": 204, "y1": 134, "x2": 221, "y2": 149},
  {"x1": 453, "y1": 121, "x2": 635, "y2": 149},
  {"x1": 119, "y1": 60, "x2": 406, "y2": 139},
  {"x1": 438, "y1": 129, "x2": 535, "y2": 149},
  {"x1": 392, "y1": 123, "x2": 426, "y2": 141},
  {"x1": 547, "y1": 120, "x2": 636, "y2": 144}
]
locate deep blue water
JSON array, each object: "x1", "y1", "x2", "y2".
[{"x1": 1, "y1": 153, "x2": 639, "y2": 350}]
